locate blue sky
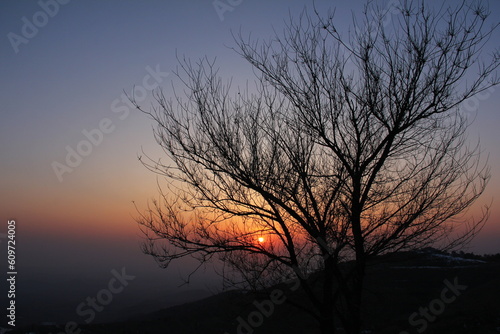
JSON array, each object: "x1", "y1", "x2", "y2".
[{"x1": 0, "y1": 0, "x2": 499, "y2": 326}]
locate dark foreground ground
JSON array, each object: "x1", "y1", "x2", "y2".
[{"x1": 10, "y1": 250, "x2": 500, "y2": 334}]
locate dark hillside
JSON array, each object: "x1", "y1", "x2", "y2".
[{"x1": 13, "y1": 250, "x2": 500, "y2": 334}]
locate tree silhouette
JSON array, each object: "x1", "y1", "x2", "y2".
[{"x1": 133, "y1": 1, "x2": 498, "y2": 333}]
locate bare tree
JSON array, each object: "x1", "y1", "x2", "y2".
[{"x1": 133, "y1": 1, "x2": 498, "y2": 333}]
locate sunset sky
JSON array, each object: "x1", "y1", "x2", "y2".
[{"x1": 0, "y1": 0, "x2": 499, "y2": 326}]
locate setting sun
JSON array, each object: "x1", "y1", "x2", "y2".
[{"x1": 258, "y1": 237, "x2": 265, "y2": 243}]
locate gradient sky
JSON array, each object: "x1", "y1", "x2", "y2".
[{"x1": 0, "y1": 0, "x2": 499, "y2": 326}]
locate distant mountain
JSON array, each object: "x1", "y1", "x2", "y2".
[{"x1": 12, "y1": 249, "x2": 500, "y2": 334}]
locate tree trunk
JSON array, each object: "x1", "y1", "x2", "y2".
[
  {"x1": 346, "y1": 188, "x2": 366, "y2": 334},
  {"x1": 344, "y1": 269, "x2": 365, "y2": 334},
  {"x1": 320, "y1": 255, "x2": 337, "y2": 334}
]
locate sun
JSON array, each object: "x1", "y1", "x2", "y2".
[{"x1": 258, "y1": 237, "x2": 265, "y2": 243}]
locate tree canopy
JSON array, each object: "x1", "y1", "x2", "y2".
[{"x1": 133, "y1": 1, "x2": 498, "y2": 332}]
